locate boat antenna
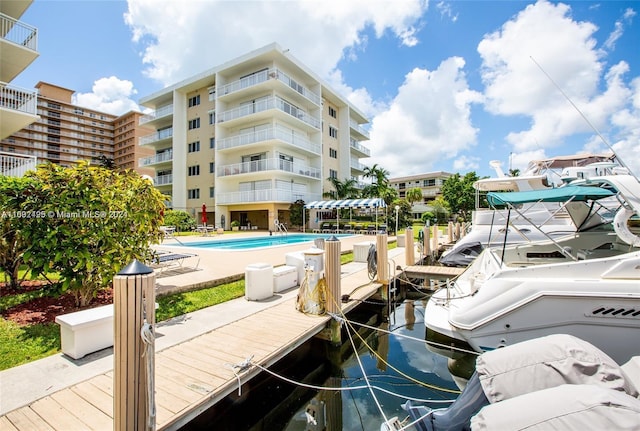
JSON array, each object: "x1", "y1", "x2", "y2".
[{"x1": 529, "y1": 56, "x2": 635, "y2": 178}]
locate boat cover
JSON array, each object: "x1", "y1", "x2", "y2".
[
  {"x1": 476, "y1": 334, "x2": 639, "y2": 403},
  {"x1": 471, "y1": 384, "x2": 640, "y2": 430},
  {"x1": 304, "y1": 198, "x2": 387, "y2": 209},
  {"x1": 486, "y1": 185, "x2": 614, "y2": 207}
]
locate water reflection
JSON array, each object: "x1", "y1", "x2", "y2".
[{"x1": 183, "y1": 299, "x2": 475, "y2": 430}]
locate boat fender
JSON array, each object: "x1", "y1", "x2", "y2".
[{"x1": 613, "y1": 208, "x2": 640, "y2": 247}]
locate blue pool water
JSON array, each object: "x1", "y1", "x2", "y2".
[{"x1": 180, "y1": 233, "x2": 353, "y2": 250}]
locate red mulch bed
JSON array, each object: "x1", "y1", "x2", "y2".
[{"x1": 1, "y1": 281, "x2": 113, "y2": 326}]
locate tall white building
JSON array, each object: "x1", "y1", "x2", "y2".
[{"x1": 139, "y1": 43, "x2": 370, "y2": 230}]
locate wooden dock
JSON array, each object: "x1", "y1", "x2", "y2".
[
  {"x1": 0, "y1": 266, "x2": 384, "y2": 431},
  {"x1": 403, "y1": 265, "x2": 464, "y2": 281}
]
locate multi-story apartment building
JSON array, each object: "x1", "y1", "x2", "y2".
[
  {"x1": 138, "y1": 43, "x2": 371, "y2": 230},
  {"x1": 0, "y1": 82, "x2": 155, "y2": 175},
  {"x1": 0, "y1": 0, "x2": 39, "y2": 176},
  {"x1": 389, "y1": 171, "x2": 453, "y2": 217}
]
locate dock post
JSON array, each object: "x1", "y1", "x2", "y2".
[
  {"x1": 325, "y1": 236, "x2": 342, "y2": 344},
  {"x1": 376, "y1": 232, "x2": 389, "y2": 300},
  {"x1": 405, "y1": 227, "x2": 415, "y2": 266},
  {"x1": 423, "y1": 225, "x2": 431, "y2": 260},
  {"x1": 113, "y1": 260, "x2": 156, "y2": 431},
  {"x1": 448, "y1": 221, "x2": 454, "y2": 243},
  {"x1": 455, "y1": 222, "x2": 461, "y2": 241},
  {"x1": 431, "y1": 225, "x2": 439, "y2": 256}
]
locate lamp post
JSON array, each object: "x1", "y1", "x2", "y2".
[{"x1": 395, "y1": 205, "x2": 400, "y2": 236}]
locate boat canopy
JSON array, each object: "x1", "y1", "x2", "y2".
[
  {"x1": 304, "y1": 198, "x2": 387, "y2": 209},
  {"x1": 487, "y1": 185, "x2": 614, "y2": 207}
]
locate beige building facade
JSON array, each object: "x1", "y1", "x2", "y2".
[{"x1": 138, "y1": 43, "x2": 371, "y2": 230}]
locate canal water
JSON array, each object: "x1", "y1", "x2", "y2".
[{"x1": 181, "y1": 295, "x2": 475, "y2": 431}]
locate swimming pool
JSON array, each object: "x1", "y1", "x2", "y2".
[{"x1": 179, "y1": 233, "x2": 353, "y2": 250}]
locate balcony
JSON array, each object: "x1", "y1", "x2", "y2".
[
  {"x1": 217, "y1": 158, "x2": 321, "y2": 179},
  {"x1": 154, "y1": 174, "x2": 173, "y2": 186},
  {"x1": 216, "y1": 188, "x2": 321, "y2": 205},
  {"x1": 218, "y1": 96, "x2": 320, "y2": 130},
  {"x1": 0, "y1": 12, "x2": 39, "y2": 83},
  {"x1": 349, "y1": 119, "x2": 370, "y2": 140},
  {"x1": 139, "y1": 104, "x2": 173, "y2": 126},
  {"x1": 0, "y1": 83, "x2": 38, "y2": 139},
  {"x1": 350, "y1": 139, "x2": 371, "y2": 157},
  {"x1": 0, "y1": 151, "x2": 37, "y2": 177},
  {"x1": 218, "y1": 68, "x2": 321, "y2": 106},
  {"x1": 139, "y1": 150, "x2": 173, "y2": 167},
  {"x1": 350, "y1": 159, "x2": 366, "y2": 173},
  {"x1": 139, "y1": 127, "x2": 173, "y2": 147},
  {"x1": 217, "y1": 124, "x2": 320, "y2": 155}
]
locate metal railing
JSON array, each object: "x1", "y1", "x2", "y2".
[
  {"x1": 217, "y1": 124, "x2": 320, "y2": 154},
  {"x1": 217, "y1": 158, "x2": 321, "y2": 179},
  {"x1": 139, "y1": 104, "x2": 173, "y2": 125},
  {"x1": 349, "y1": 119, "x2": 370, "y2": 139},
  {"x1": 350, "y1": 139, "x2": 371, "y2": 156},
  {"x1": 139, "y1": 151, "x2": 173, "y2": 167},
  {"x1": 0, "y1": 12, "x2": 38, "y2": 51},
  {"x1": 154, "y1": 174, "x2": 173, "y2": 186},
  {"x1": 216, "y1": 189, "x2": 321, "y2": 205},
  {"x1": 0, "y1": 83, "x2": 37, "y2": 116},
  {"x1": 218, "y1": 96, "x2": 321, "y2": 129},
  {"x1": 0, "y1": 151, "x2": 37, "y2": 177},
  {"x1": 139, "y1": 127, "x2": 173, "y2": 146}
]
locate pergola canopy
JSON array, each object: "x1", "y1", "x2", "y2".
[{"x1": 304, "y1": 198, "x2": 387, "y2": 209}]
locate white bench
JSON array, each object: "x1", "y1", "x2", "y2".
[
  {"x1": 353, "y1": 241, "x2": 374, "y2": 262},
  {"x1": 55, "y1": 304, "x2": 114, "y2": 359}
]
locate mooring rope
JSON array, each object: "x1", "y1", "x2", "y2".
[
  {"x1": 225, "y1": 355, "x2": 254, "y2": 396},
  {"x1": 140, "y1": 322, "x2": 156, "y2": 431}
]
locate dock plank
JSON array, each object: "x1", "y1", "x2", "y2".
[
  {"x1": 0, "y1": 416, "x2": 19, "y2": 431},
  {"x1": 69, "y1": 380, "x2": 113, "y2": 417},
  {"x1": 50, "y1": 389, "x2": 112, "y2": 430},
  {"x1": 3, "y1": 409, "x2": 53, "y2": 431},
  {"x1": 29, "y1": 397, "x2": 91, "y2": 431}
]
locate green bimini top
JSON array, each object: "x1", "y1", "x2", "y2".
[{"x1": 486, "y1": 185, "x2": 615, "y2": 207}]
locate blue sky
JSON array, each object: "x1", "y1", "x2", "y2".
[{"x1": 13, "y1": 0, "x2": 640, "y2": 178}]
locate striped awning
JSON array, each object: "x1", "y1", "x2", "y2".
[{"x1": 304, "y1": 198, "x2": 387, "y2": 209}]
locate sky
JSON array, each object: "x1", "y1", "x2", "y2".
[{"x1": 13, "y1": 0, "x2": 640, "y2": 178}]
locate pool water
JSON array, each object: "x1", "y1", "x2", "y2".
[{"x1": 181, "y1": 233, "x2": 353, "y2": 250}]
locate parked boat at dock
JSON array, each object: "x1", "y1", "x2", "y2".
[
  {"x1": 425, "y1": 172, "x2": 640, "y2": 365},
  {"x1": 440, "y1": 153, "x2": 618, "y2": 267}
]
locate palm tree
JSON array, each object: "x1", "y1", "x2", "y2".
[
  {"x1": 405, "y1": 187, "x2": 423, "y2": 206},
  {"x1": 362, "y1": 164, "x2": 390, "y2": 198},
  {"x1": 324, "y1": 177, "x2": 359, "y2": 200}
]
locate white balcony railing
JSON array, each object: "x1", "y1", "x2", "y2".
[
  {"x1": 349, "y1": 119, "x2": 370, "y2": 139},
  {"x1": 154, "y1": 174, "x2": 173, "y2": 186},
  {"x1": 139, "y1": 151, "x2": 173, "y2": 167},
  {"x1": 139, "y1": 127, "x2": 173, "y2": 146},
  {"x1": 350, "y1": 139, "x2": 371, "y2": 157},
  {"x1": 350, "y1": 159, "x2": 367, "y2": 171},
  {"x1": 0, "y1": 151, "x2": 37, "y2": 177},
  {"x1": 217, "y1": 124, "x2": 320, "y2": 154},
  {"x1": 0, "y1": 12, "x2": 38, "y2": 51},
  {"x1": 139, "y1": 104, "x2": 173, "y2": 125},
  {"x1": 218, "y1": 96, "x2": 320, "y2": 129},
  {"x1": 218, "y1": 68, "x2": 321, "y2": 106},
  {"x1": 216, "y1": 189, "x2": 321, "y2": 205},
  {"x1": 217, "y1": 158, "x2": 321, "y2": 179},
  {"x1": 0, "y1": 83, "x2": 37, "y2": 116}
]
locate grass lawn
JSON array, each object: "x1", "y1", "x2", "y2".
[{"x1": 0, "y1": 245, "x2": 398, "y2": 371}]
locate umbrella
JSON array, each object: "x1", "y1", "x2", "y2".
[{"x1": 201, "y1": 203, "x2": 207, "y2": 226}]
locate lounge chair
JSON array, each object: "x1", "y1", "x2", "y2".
[{"x1": 151, "y1": 250, "x2": 200, "y2": 272}]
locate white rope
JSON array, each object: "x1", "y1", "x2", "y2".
[
  {"x1": 328, "y1": 312, "x2": 480, "y2": 356},
  {"x1": 250, "y1": 362, "x2": 454, "y2": 404},
  {"x1": 140, "y1": 322, "x2": 156, "y2": 431},
  {"x1": 225, "y1": 355, "x2": 254, "y2": 396}
]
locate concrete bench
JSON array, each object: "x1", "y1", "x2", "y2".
[
  {"x1": 55, "y1": 304, "x2": 114, "y2": 359},
  {"x1": 353, "y1": 241, "x2": 374, "y2": 263}
]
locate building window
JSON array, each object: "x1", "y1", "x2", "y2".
[
  {"x1": 209, "y1": 187, "x2": 215, "y2": 198},
  {"x1": 329, "y1": 148, "x2": 337, "y2": 159},
  {"x1": 329, "y1": 126, "x2": 338, "y2": 139},
  {"x1": 208, "y1": 111, "x2": 216, "y2": 124},
  {"x1": 188, "y1": 188, "x2": 200, "y2": 199},
  {"x1": 329, "y1": 169, "x2": 337, "y2": 179},
  {"x1": 423, "y1": 179, "x2": 436, "y2": 187},
  {"x1": 209, "y1": 162, "x2": 215, "y2": 173},
  {"x1": 188, "y1": 118, "x2": 200, "y2": 129},
  {"x1": 188, "y1": 95, "x2": 200, "y2": 107},
  {"x1": 328, "y1": 106, "x2": 337, "y2": 118},
  {"x1": 188, "y1": 141, "x2": 200, "y2": 152},
  {"x1": 188, "y1": 165, "x2": 200, "y2": 176},
  {"x1": 208, "y1": 87, "x2": 216, "y2": 101},
  {"x1": 209, "y1": 137, "x2": 215, "y2": 148}
]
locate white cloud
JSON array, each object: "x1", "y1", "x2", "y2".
[
  {"x1": 477, "y1": 0, "x2": 639, "y2": 175},
  {"x1": 367, "y1": 57, "x2": 482, "y2": 176},
  {"x1": 124, "y1": 0, "x2": 428, "y2": 87},
  {"x1": 72, "y1": 76, "x2": 140, "y2": 115},
  {"x1": 604, "y1": 8, "x2": 636, "y2": 51}
]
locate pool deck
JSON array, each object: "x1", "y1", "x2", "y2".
[{"x1": 0, "y1": 232, "x2": 405, "y2": 421}]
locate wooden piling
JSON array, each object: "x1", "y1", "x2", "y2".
[
  {"x1": 423, "y1": 225, "x2": 431, "y2": 259},
  {"x1": 431, "y1": 225, "x2": 439, "y2": 254},
  {"x1": 376, "y1": 233, "x2": 389, "y2": 299},
  {"x1": 448, "y1": 221, "x2": 454, "y2": 243},
  {"x1": 325, "y1": 236, "x2": 342, "y2": 344},
  {"x1": 405, "y1": 227, "x2": 415, "y2": 266},
  {"x1": 113, "y1": 260, "x2": 156, "y2": 431},
  {"x1": 455, "y1": 222, "x2": 461, "y2": 241}
]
